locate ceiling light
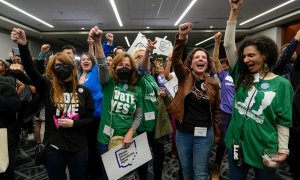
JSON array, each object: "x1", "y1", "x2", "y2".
[
  {"x1": 146, "y1": 27, "x2": 150, "y2": 29},
  {"x1": 109, "y1": 0, "x2": 123, "y2": 27},
  {"x1": 0, "y1": 0, "x2": 54, "y2": 28},
  {"x1": 239, "y1": 0, "x2": 295, "y2": 26},
  {"x1": 174, "y1": 0, "x2": 198, "y2": 26},
  {"x1": 125, "y1": 36, "x2": 130, "y2": 47},
  {"x1": 195, "y1": 36, "x2": 214, "y2": 46},
  {"x1": 81, "y1": 27, "x2": 85, "y2": 30},
  {"x1": 209, "y1": 25, "x2": 214, "y2": 29}
]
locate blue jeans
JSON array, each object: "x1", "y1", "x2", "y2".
[
  {"x1": 176, "y1": 128, "x2": 214, "y2": 180},
  {"x1": 44, "y1": 145, "x2": 88, "y2": 180},
  {"x1": 227, "y1": 150, "x2": 276, "y2": 180}
]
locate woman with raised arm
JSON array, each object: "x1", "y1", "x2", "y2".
[
  {"x1": 211, "y1": 32, "x2": 235, "y2": 180},
  {"x1": 78, "y1": 26, "x2": 105, "y2": 180},
  {"x1": 167, "y1": 22, "x2": 221, "y2": 180},
  {"x1": 95, "y1": 28, "x2": 142, "y2": 179},
  {"x1": 223, "y1": 1, "x2": 293, "y2": 179},
  {"x1": 11, "y1": 28, "x2": 94, "y2": 180}
]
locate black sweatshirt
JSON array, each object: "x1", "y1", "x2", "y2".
[{"x1": 18, "y1": 44, "x2": 94, "y2": 151}]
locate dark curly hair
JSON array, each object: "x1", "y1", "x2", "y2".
[
  {"x1": 237, "y1": 36, "x2": 278, "y2": 90},
  {"x1": 185, "y1": 47, "x2": 213, "y2": 73}
]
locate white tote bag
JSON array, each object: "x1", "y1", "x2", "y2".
[{"x1": 0, "y1": 128, "x2": 9, "y2": 173}]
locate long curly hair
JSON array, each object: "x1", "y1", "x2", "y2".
[
  {"x1": 237, "y1": 36, "x2": 278, "y2": 90},
  {"x1": 109, "y1": 53, "x2": 139, "y2": 87},
  {"x1": 185, "y1": 47, "x2": 213, "y2": 74},
  {"x1": 45, "y1": 52, "x2": 78, "y2": 110}
]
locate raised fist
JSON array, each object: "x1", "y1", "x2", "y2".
[
  {"x1": 178, "y1": 22, "x2": 192, "y2": 40},
  {"x1": 87, "y1": 36, "x2": 94, "y2": 45},
  {"x1": 89, "y1": 26, "x2": 103, "y2": 42},
  {"x1": 106, "y1": 33, "x2": 114, "y2": 42},
  {"x1": 230, "y1": 0, "x2": 244, "y2": 11},
  {"x1": 11, "y1": 28, "x2": 27, "y2": 45},
  {"x1": 41, "y1": 44, "x2": 50, "y2": 52}
]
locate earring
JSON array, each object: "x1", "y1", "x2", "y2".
[{"x1": 264, "y1": 62, "x2": 269, "y2": 72}]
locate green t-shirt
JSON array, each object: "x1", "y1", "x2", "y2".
[
  {"x1": 97, "y1": 78, "x2": 142, "y2": 144},
  {"x1": 225, "y1": 62, "x2": 293, "y2": 169},
  {"x1": 138, "y1": 75, "x2": 158, "y2": 132}
]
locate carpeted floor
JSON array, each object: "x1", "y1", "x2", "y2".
[{"x1": 15, "y1": 135, "x2": 293, "y2": 180}]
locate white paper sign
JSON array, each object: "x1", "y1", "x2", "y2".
[
  {"x1": 165, "y1": 72, "x2": 178, "y2": 98},
  {"x1": 127, "y1": 32, "x2": 148, "y2": 56},
  {"x1": 101, "y1": 132, "x2": 152, "y2": 180},
  {"x1": 153, "y1": 37, "x2": 173, "y2": 56}
]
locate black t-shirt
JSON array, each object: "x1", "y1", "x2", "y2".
[
  {"x1": 18, "y1": 44, "x2": 95, "y2": 152},
  {"x1": 177, "y1": 80, "x2": 212, "y2": 133}
]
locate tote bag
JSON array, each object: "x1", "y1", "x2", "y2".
[{"x1": 0, "y1": 128, "x2": 9, "y2": 173}]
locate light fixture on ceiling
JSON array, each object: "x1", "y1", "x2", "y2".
[
  {"x1": 0, "y1": 0, "x2": 54, "y2": 28},
  {"x1": 239, "y1": 0, "x2": 295, "y2": 26},
  {"x1": 109, "y1": 0, "x2": 123, "y2": 27},
  {"x1": 209, "y1": 25, "x2": 214, "y2": 29},
  {"x1": 81, "y1": 27, "x2": 85, "y2": 30},
  {"x1": 195, "y1": 36, "x2": 214, "y2": 46},
  {"x1": 146, "y1": 27, "x2": 150, "y2": 29},
  {"x1": 125, "y1": 36, "x2": 130, "y2": 47},
  {"x1": 174, "y1": 0, "x2": 198, "y2": 26}
]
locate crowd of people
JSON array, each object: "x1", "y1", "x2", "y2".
[{"x1": 1, "y1": 0, "x2": 300, "y2": 180}]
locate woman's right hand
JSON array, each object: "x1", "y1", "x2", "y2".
[
  {"x1": 230, "y1": 0, "x2": 244, "y2": 11},
  {"x1": 178, "y1": 22, "x2": 192, "y2": 40},
  {"x1": 11, "y1": 28, "x2": 27, "y2": 45}
]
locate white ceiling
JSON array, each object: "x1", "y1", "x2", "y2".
[{"x1": 0, "y1": 0, "x2": 299, "y2": 53}]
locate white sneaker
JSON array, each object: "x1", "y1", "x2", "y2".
[{"x1": 27, "y1": 133, "x2": 35, "y2": 141}]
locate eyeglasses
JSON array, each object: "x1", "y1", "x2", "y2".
[{"x1": 54, "y1": 63, "x2": 71, "y2": 69}]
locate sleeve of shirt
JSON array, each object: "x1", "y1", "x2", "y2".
[
  {"x1": 275, "y1": 78, "x2": 294, "y2": 127},
  {"x1": 102, "y1": 41, "x2": 115, "y2": 57},
  {"x1": 218, "y1": 70, "x2": 226, "y2": 82},
  {"x1": 131, "y1": 87, "x2": 143, "y2": 130},
  {"x1": 224, "y1": 21, "x2": 239, "y2": 69},
  {"x1": 272, "y1": 38, "x2": 299, "y2": 75}
]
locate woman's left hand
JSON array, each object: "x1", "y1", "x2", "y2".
[
  {"x1": 123, "y1": 128, "x2": 135, "y2": 149},
  {"x1": 58, "y1": 118, "x2": 74, "y2": 128},
  {"x1": 263, "y1": 153, "x2": 287, "y2": 168}
]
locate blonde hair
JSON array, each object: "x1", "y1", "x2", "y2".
[{"x1": 45, "y1": 52, "x2": 78, "y2": 110}]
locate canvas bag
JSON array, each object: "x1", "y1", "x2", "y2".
[{"x1": 0, "y1": 128, "x2": 9, "y2": 173}]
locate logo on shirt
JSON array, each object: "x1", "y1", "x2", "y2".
[
  {"x1": 235, "y1": 87, "x2": 276, "y2": 124},
  {"x1": 111, "y1": 90, "x2": 136, "y2": 115}
]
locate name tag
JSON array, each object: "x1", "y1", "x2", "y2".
[
  {"x1": 144, "y1": 112, "x2": 155, "y2": 121},
  {"x1": 194, "y1": 127, "x2": 207, "y2": 137},
  {"x1": 103, "y1": 125, "x2": 114, "y2": 136}
]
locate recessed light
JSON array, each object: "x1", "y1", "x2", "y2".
[
  {"x1": 146, "y1": 27, "x2": 150, "y2": 29},
  {"x1": 209, "y1": 25, "x2": 213, "y2": 29},
  {"x1": 81, "y1": 27, "x2": 85, "y2": 30}
]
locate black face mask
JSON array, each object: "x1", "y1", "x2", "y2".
[
  {"x1": 54, "y1": 65, "x2": 72, "y2": 81},
  {"x1": 116, "y1": 66, "x2": 132, "y2": 82}
]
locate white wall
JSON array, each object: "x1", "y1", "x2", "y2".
[
  {"x1": 254, "y1": 27, "x2": 282, "y2": 45},
  {"x1": 0, "y1": 31, "x2": 43, "y2": 60},
  {"x1": 206, "y1": 26, "x2": 282, "y2": 56}
]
